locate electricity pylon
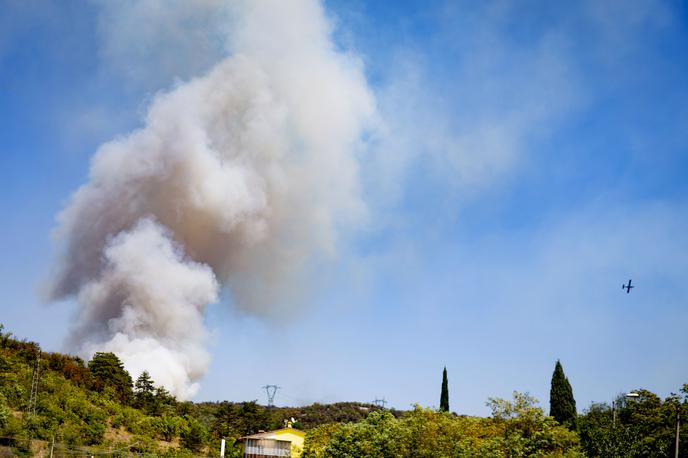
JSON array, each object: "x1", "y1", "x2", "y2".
[
  {"x1": 28, "y1": 349, "x2": 41, "y2": 416},
  {"x1": 262, "y1": 385, "x2": 281, "y2": 407}
]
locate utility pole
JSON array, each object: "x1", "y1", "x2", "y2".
[
  {"x1": 612, "y1": 396, "x2": 620, "y2": 426},
  {"x1": 675, "y1": 407, "x2": 681, "y2": 458},
  {"x1": 262, "y1": 385, "x2": 281, "y2": 407},
  {"x1": 372, "y1": 398, "x2": 387, "y2": 409},
  {"x1": 612, "y1": 392, "x2": 639, "y2": 427}
]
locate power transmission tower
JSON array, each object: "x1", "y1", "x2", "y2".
[
  {"x1": 372, "y1": 398, "x2": 387, "y2": 409},
  {"x1": 262, "y1": 385, "x2": 281, "y2": 407},
  {"x1": 28, "y1": 349, "x2": 41, "y2": 416}
]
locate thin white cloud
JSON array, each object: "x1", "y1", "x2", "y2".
[
  {"x1": 366, "y1": 4, "x2": 582, "y2": 211},
  {"x1": 94, "y1": 0, "x2": 229, "y2": 91}
]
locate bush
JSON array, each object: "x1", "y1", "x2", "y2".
[
  {"x1": 153, "y1": 415, "x2": 184, "y2": 441},
  {"x1": 180, "y1": 415, "x2": 209, "y2": 452},
  {"x1": 0, "y1": 394, "x2": 9, "y2": 430}
]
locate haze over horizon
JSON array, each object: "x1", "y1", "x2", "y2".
[{"x1": 1, "y1": 0, "x2": 687, "y2": 416}]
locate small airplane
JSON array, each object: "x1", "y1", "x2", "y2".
[{"x1": 622, "y1": 279, "x2": 634, "y2": 293}]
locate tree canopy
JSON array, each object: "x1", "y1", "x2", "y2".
[
  {"x1": 87, "y1": 352, "x2": 133, "y2": 404},
  {"x1": 303, "y1": 393, "x2": 582, "y2": 458},
  {"x1": 440, "y1": 366, "x2": 449, "y2": 412},
  {"x1": 550, "y1": 359, "x2": 577, "y2": 428},
  {"x1": 578, "y1": 388, "x2": 688, "y2": 457}
]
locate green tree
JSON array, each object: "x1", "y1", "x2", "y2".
[
  {"x1": 0, "y1": 323, "x2": 13, "y2": 348},
  {"x1": 154, "y1": 415, "x2": 184, "y2": 441},
  {"x1": 211, "y1": 401, "x2": 274, "y2": 437},
  {"x1": 301, "y1": 423, "x2": 343, "y2": 458},
  {"x1": 324, "y1": 410, "x2": 407, "y2": 458},
  {"x1": 577, "y1": 388, "x2": 686, "y2": 457},
  {"x1": 180, "y1": 414, "x2": 209, "y2": 452},
  {"x1": 303, "y1": 398, "x2": 582, "y2": 458},
  {"x1": 550, "y1": 360, "x2": 577, "y2": 428},
  {"x1": 488, "y1": 391, "x2": 582, "y2": 457},
  {"x1": 153, "y1": 385, "x2": 177, "y2": 416},
  {"x1": 440, "y1": 367, "x2": 449, "y2": 412},
  {"x1": 134, "y1": 370, "x2": 156, "y2": 412},
  {"x1": 88, "y1": 352, "x2": 133, "y2": 404},
  {"x1": 578, "y1": 402, "x2": 633, "y2": 457}
]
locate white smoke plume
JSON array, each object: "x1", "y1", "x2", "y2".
[{"x1": 48, "y1": 0, "x2": 375, "y2": 399}]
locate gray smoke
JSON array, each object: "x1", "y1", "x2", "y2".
[{"x1": 49, "y1": 0, "x2": 375, "y2": 399}]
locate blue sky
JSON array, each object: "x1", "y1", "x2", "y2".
[{"x1": 1, "y1": 0, "x2": 687, "y2": 415}]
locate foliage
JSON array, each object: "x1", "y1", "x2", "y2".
[
  {"x1": 134, "y1": 371, "x2": 155, "y2": 411},
  {"x1": 578, "y1": 388, "x2": 688, "y2": 457},
  {"x1": 43, "y1": 352, "x2": 90, "y2": 387},
  {"x1": 180, "y1": 414, "x2": 209, "y2": 452},
  {"x1": 87, "y1": 352, "x2": 133, "y2": 404},
  {"x1": 212, "y1": 437, "x2": 243, "y2": 458},
  {"x1": 3, "y1": 322, "x2": 688, "y2": 457},
  {"x1": 401, "y1": 406, "x2": 496, "y2": 457},
  {"x1": 301, "y1": 423, "x2": 344, "y2": 458},
  {"x1": 196, "y1": 400, "x2": 393, "y2": 437},
  {"x1": 324, "y1": 410, "x2": 406, "y2": 457},
  {"x1": 208, "y1": 400, "x2": 280, "y2": 438},
  {"x1": 549, "y1": 360, "x2": 577, "y2": 429},
  {"x1": 153, "y1": 415, "x2": 184, "y2": 441},
  {"x1": 0, "y1": 393, "x2": 9, "y2": 430},
  {"x1": 303, "y1": 395, "x2": 582, "y2": 458},
  {"x1": 133, "y1": 371, "x2": 177, "y2": 416},
  {"x1": 440, "y1": 366, "x2": 449, "y2": 413},
  {"x1": 153, "y1": 386, "x2": 178, "y2": 416},
  {"x1": 487, "y1": 392, "x2": 582, "y2": 457},
  {"x1": 0, "y1": 323, "x2": 215, "y2": 455}
]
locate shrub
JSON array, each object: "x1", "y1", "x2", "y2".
[{"x1": 180, "y1": 415, "x2": 209, "y2": 452}]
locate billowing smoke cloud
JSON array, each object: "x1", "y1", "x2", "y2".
[{"x1": 48, "y1": 0, "x2": 375, "y2": 399}]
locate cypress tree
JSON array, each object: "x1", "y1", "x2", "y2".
[
  {"x1": 440, "y1": 366, "x2": 449, "y2": 412},
  {"x1": 549, "y1": 359, "x2": 577, "y2": 428}
]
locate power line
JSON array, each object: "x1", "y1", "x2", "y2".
[
  {"x1": 41, "y1": 440, "x2": 141, "y2": 456},
  {"x1": 278, "y1": 391, "x2": 300, "y2": 405}
]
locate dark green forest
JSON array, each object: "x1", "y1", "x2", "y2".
[{"x1": 0, "y1": 323, "x2": 686, "y2": 457}]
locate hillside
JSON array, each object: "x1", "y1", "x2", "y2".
[
  {"x1": 0, "y1": 324, "x2": 210, "y2": 456},
  {"x1": 2, "y1": 323, "x2": 687, "y2": 457},
  {"x1": 0, "y1": 324, "x2": 394, "y2": 457}
]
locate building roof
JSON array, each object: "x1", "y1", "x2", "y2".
[{"x1": 239, "y1": 427, "x2": 306, "y2": 441}]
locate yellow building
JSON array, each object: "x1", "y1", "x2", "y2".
[{"x1": 240, "y1": 427, "x2": 305, "y2": 458}]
